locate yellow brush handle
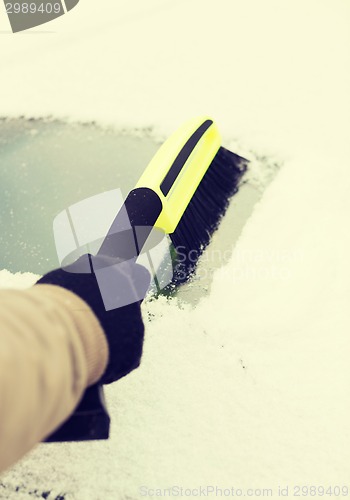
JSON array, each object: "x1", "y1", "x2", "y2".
[{"x1": 136, "y1": 116, "x2": 221, "y2": 234}]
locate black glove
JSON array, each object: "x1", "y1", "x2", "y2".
[{"x1": 37, "y1": 254, "x2": 151, "y2": 384}]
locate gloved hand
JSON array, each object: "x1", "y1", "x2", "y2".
[{"x1": 37, "y1": 254, "x2": 151, "y2": 384}]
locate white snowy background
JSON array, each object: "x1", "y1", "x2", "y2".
[{"x1": 1, "y1": 0, "x2": 350, "y2": 498}]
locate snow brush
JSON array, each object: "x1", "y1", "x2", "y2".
[
  {"x1": 99, "y1": 116, "x2": 248, "y2": 284},
  {"x1": 45, "y1": 116, "x2": 248, "y2": 442}
]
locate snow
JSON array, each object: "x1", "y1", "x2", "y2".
[
  {"x1": 0, "y1": 270, "x2": 38, "y2": 290},
  {"x1": 1, "y1": 0, "x2": 350, "y2": 498}
]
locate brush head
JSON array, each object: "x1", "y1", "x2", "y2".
[
  {"x1": 99, "y1": 118, "x2": 248, "y2": 291},
  {"x1": 169, "y1": 146, "x2": 248, "y2": 284}
]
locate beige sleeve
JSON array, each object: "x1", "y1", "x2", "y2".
[{"x1": 0, "y1": 284, "x2": 109, "y2": 473}]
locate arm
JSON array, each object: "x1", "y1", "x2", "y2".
[
  {"x1": 0, "y1": 256, "x2": 150, "y2": 473},
  {"x1": 0, "y1": 284, "x2": 108, "y2": 473}
]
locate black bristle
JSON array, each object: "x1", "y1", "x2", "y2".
[{"x1": 170, "y1": 147, "x2": 248, "y2": 284}]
